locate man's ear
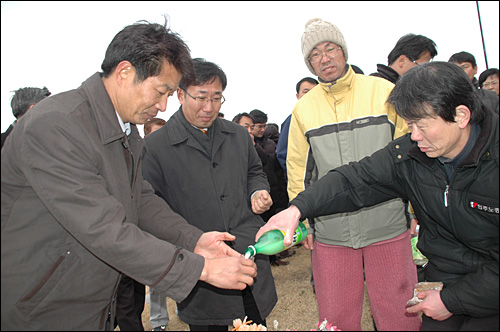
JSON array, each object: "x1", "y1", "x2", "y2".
[
  {"x1": 177, "y1": 88, "x2": 185, "y2": 104},
  {"x1": 396, "y1": 55, "x2": 407, "y2": 69},
  {"x1": 115, "y1": 61, "x2": 134, "y2": 87},
  {"x1": 455, "y1": 105, "x2": 471, "y2": 129}
]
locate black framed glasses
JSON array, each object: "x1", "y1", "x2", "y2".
[{"x1": 182, "y1": 89, "x2": 225, "y2": 105}]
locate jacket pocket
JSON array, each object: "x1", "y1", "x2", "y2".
[{"x1": 17, "y1": 249, "x2": 77, "y2": 316}]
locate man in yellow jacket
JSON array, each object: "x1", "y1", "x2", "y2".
[{"x1": 286, "y1": 18, "x2": 420, "y2": 330}]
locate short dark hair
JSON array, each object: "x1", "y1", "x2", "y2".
[
  {"x1": 11, "y1": 86, "x2": 51, "y2": 119},
  {"x1": 387, "y1": 62, "x2": 484, "y2": 124},
  {"x1": 295, "y1": 77, "x2": 319, "y2": 94},
  {"x1": 179, "y1": 58, "x2": 227, "y2": 91},
  {"x1": 249, "y1": 109, "x2": 267, "y2": 124},
  {"x1": 101, "y1": 16, "x2": 194, "y2": 86},
  {"x1": 448, "y1": 51, "x2": 477, "y2": 68},
  {"x1": 478, "y1": 68, "x2": 499, "y2": 88},
  {"x1": 232, "y1": 112, "x2": 254, "y2": 124},
  {"x1": 387, "y1": 34, "x2": 438, "y2": 65},
  {"x1": 265, "y1": 123, "x2": 279, "y2": 134},
  {"x1": 144, "y1": 117, "x2": 166, "y2": 136}
]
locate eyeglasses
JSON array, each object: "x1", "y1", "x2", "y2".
[
  {"x1": 408, "y1": 56, "x2": 421, "y2": 66},
  {"x1": 482, "y1": 80, "x2": 498, "y2": 88},
  {"x1": 308, "y1": 46, "x2": 343, "y2": 64},
  {"x1": 182, "y1": 89, "x2": 225, "y2": 105}
]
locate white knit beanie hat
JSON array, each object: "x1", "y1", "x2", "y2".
[{"x1": 301, "y1": 18, "x2": 348, "y2": 75}]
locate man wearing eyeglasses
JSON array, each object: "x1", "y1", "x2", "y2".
[
  {"x1": 370, "y1": 33, "x2": 438, "y2": 84},
  {"x1": 142, "y1": 58, "x2": 277, "y2": 331},
  {"x1": 285, "y1": 18, "x2": 420, "y2": 330}
]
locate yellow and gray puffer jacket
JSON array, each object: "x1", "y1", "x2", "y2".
[{"x1": 287, "y1": 66, "x2": 410, "y2": 248}]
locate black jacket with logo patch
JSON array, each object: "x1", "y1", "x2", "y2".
[{"x1": 292, "y1": 108, "x2": 499, "y2": 318}]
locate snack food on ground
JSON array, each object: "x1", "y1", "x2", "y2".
[
  {"x1": 232, "y1": 316, "x2": 267, "y2": 331},
  {"x1": 315, "y1": 319, "x2": 342, "y2": 331},
  {"x1": 232, "y1": 317, "x2": 341, "y2": 331}
]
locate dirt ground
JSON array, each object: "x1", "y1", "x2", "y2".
[{"x1": 138, "y1": 245, "x2": 376, "y2": 331}]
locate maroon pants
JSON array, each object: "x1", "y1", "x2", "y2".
[{"x1": 312, "y1": 230, "x2": 421, "y2": 331}]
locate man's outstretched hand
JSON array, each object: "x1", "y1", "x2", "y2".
[{"x1": 194, "y1": 231, "x2": 240, "y2": 259}]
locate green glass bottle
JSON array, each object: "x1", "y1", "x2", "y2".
[{"x1": 245, "y1": 221, "x2": 308, "y2": 259}]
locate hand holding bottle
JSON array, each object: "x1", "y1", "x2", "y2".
[
  {"x1": 245, "y1": 221, "x2": 307, "y2": 258},
  {"x1": 255, "y1": 204, "x2": 302, "y2": 247}
]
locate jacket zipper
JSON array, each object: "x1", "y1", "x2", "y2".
[{"x1": 444, "y1": 184, "x2": 449, "y2": 207}]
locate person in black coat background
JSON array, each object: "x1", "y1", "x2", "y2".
[{"x1": 1, "y1": 86, "x2": 51, "y2": 149}]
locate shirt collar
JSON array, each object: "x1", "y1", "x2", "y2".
[{"x1": 115, "y1": 111, "x2": 131, "y2": 136}]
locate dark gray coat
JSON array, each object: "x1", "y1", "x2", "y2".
[
  {"x1": 1, "y1": 73, "x2": 206, "y2": 330},
  {"x1": 142, "y1": 109, "x2": 278, "y2": 325}
]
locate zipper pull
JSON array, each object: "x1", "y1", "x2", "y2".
[{"x1": 444, "y1": 185, "x2": 449, "y2": 207}]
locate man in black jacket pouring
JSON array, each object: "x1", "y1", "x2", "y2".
[{"x1": 256, "y1": 62, "x2": 499, "y2": 331}]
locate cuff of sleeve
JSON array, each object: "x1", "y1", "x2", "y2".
[
  {"x1": 250, "y1": 190, "x2": 269, "y2": 200},
  {"x1": 153, "y1": 250, "x2": 204, "y2": 303},
  {"x1": 440, "y1": 286, "x2": 466, "y2": 316},
  {"x1": 290, "y1": 197, "x2": 309, "y2": 220}
]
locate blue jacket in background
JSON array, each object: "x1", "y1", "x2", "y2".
[{"x1": 276, "y1": 114, "x2": 291, "y2": 172}]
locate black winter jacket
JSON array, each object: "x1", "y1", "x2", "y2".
[
  {"x1": 369, "y1": 64, "x2": 400, "y2": 84},
  {"x1": 292, "y1": 109, "x2": 499, "y2": 318},
  {"x1": 254, "y1": 136, "x2": 288, "y2": 221}
]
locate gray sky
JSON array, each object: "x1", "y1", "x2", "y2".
[{"x1": 2, "y1": 1, "x2": 499, "y2": 136}]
